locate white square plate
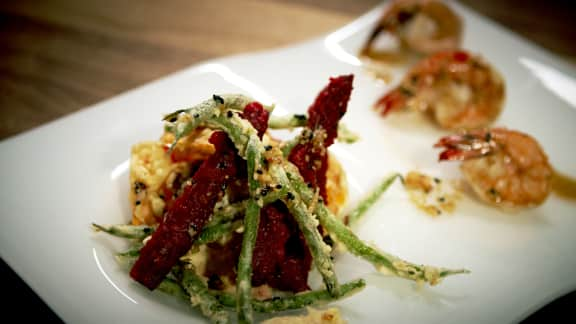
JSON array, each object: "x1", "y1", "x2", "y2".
[{"x1": 1, "y1": 1, "x2": 575, "y2": 323}]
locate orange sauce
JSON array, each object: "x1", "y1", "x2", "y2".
[{"x1": 551, "y1": 169, "x2": 576, "y2": 200}]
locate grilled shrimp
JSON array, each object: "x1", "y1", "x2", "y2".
[
  {"x1": 434, "y1": 128, "x2": 552, "y2": 208},
  {"x1": 376, "y1": 50, "x2": 505, "y2": 130},
  {"x1": 361, "y1": 0, "x2": 462, "y2": 60}
]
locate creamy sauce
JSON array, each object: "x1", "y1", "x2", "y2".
[
  {"x1": 403, "y1": 171, "x2": 461, "y2": 217},
  {"x1": 551, "y1": 169, "x2": 576, "y2": 200},
  {"x1": 359, "y1": 49, "x2": 410, "y2": 83},
  {"x1": 360, "y1": 48, "x2": 409, "y2": 65},
  {"x1": 262, "y1": 307, "x2": 345, "y2": 324}
]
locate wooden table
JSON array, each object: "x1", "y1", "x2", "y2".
[{"x1": 1, "y1": 0, "x2": 574, "y2": 322}]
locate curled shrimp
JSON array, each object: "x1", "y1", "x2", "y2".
[
  {"x1": 376, "y1": 50, "x2": 505, "y2": 130},
  {"x1": 434, "y1": 128, "x2": 552, "y2": 208},
  {"x1": 361, "y1": 0, "x2": 462, "y2": 60}
]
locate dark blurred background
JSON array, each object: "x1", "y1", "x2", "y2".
[{"x1": 1, "y1": 0, "x2": 575, "y2": 322}]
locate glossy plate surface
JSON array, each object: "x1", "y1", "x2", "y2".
[{"x1": 1, "y1": 2, "x2": 575, "y2": 323}]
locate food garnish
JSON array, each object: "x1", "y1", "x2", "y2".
[
  {"x1": 403, "y1": 171, "x2": 461, "y2": 216},
  {"x1": 345, "y1": 173, "x2": 401, "y2": 226},
  {"x1": 93, "y1": 75, "x2": 468, "y2": 323}
]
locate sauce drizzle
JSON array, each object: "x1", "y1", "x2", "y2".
[{"x1": 551, "y1": 169, "x2": 576, "y2": 201}]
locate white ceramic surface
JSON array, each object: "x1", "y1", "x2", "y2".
[{"x1": 1, "y1": 2, "x2": 575, "y2": 323}]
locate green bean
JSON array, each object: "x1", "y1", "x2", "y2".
[
  {"x1": 213, "y1": 278, "x2": 365, "y2": 313},
  {"x1": 268, "y1": 114, "x2": 358, "y2": 143},
  {"x1": 211, "y1": 182, "x2": 287, "y2": 226},
  {"x1": 196, "y1": 220, "x2": 242, "y2": 245},
  {"x1": 268, "y1": 114, "x2": 308, "y2": 129},
  {"x1": 164, "y1": 94, "x2": 264, "y2": 148},
  {"x1": 182, "y1": 268, "x2": 229, "y2": 324},
  {"x1": 346, "y1": 173, "x2": 400, "y2": 227},
  {"x1": 280, "y1": 137, "x2": 300, "y2": 157},
  {"x1": 164, "y1": 277, "x2": 364, "y2": 315},
  {"x1": 273, "y1": 168, "x2": 340, "y2": 296},
  {"x1": 271, "y1": 164, "x2": 339, "y2": 295},
  {"x1": 172, "y1": 104, "x2": 339, "y2": 297},
  {"x1": 285, "y1": 165, "x2": 469, "y2": 285},
  {"x1": 157, "y1": 278, "x2": 189, "y2": 301},
  {"x1": 157, "y1": 94, "x2": 469, "y2": 324},
  {"x1": 168, "y1": 96, "x2": 281, "y2": 160},
  {"x1": 236, "y1": 137, "x2": 264, "y2": 324},
  {"x1": 91, "y1": 223, "x2": 154, "y2": 239},
  {"x1": 281, "y1": 191, "x2": 339, "y2": 295},
  {"x1": 211, "y1": 200, "x2": 247, "y2": 225},
  {"x1": 253, "y1": 277, "x2": 363, "y2": 312},
  {"x1": 115, "y1": 252, "x2": 138, "y2": 269},
  {"x1": 116, "y1": 248, "x2": 141, "y2": 258},
  {"x1": 212, "y1": 115, "x2": 340, "y2": 296},
  {"x1": 163, "y1": 94, "x2": 254, "y2": 122}
]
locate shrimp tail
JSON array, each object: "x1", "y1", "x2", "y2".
[
  {"x1": 433, "y1": 134, "x2": 471, "y2": 149},
  {"x1": 435, "y1": 132, "x2": 495, "y2": 161},
  {"x1": 437, "y1": 148, "x2": 485, "y2": 161},
  {"x1": 375, "y1": 86, "x2": 411, "y2": 116}
]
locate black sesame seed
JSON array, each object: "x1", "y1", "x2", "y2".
[
  {"x1": 286, "y1": 192, "x2": 295, "y2": 200},
  {"x1": 260, "y1": 187, "x2": 269, "y2": 197},
  {"x1": 433, "y1": 177, "x2": 441, "y2": 184},
  {"x1": 275, "y1": 184, "x2": 282, "y2": 190},
  {"x1": 438, "y1": 197, "x2": 446, "y2": 203},
  {"x1": 294, "y1": 114, "x2": 307, "y2": 121},
  {"x1": 227, "y1": 110, "x2": 233, "y2": 118},
  {"x1": 323, "y1": 235, "x2": 334, "y2": 247},
  {"x1": 134, "y1": 182, "x2": 146, "y2": 193},
  {"x1": 485, "y1": 132, "x2": 492, "y2": 142},
  {"x1": 213, "y1": 94, "x2": 225, "y2": 104},
  {"x1": 265, "y1": 145, "x2": 273, "y2": 151},
  {"x1": 193, "y1": 113, "x2": 200, "y2": 118},
  {"x1": 256, "y1": 169, "x2": 263, "y2": 175},
  {"x1": 135, "y1": 200, "x2": 141, "y2": 205},
  {"x1": 169, "y1": 116, "x2": 177, "y2": 122}
]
